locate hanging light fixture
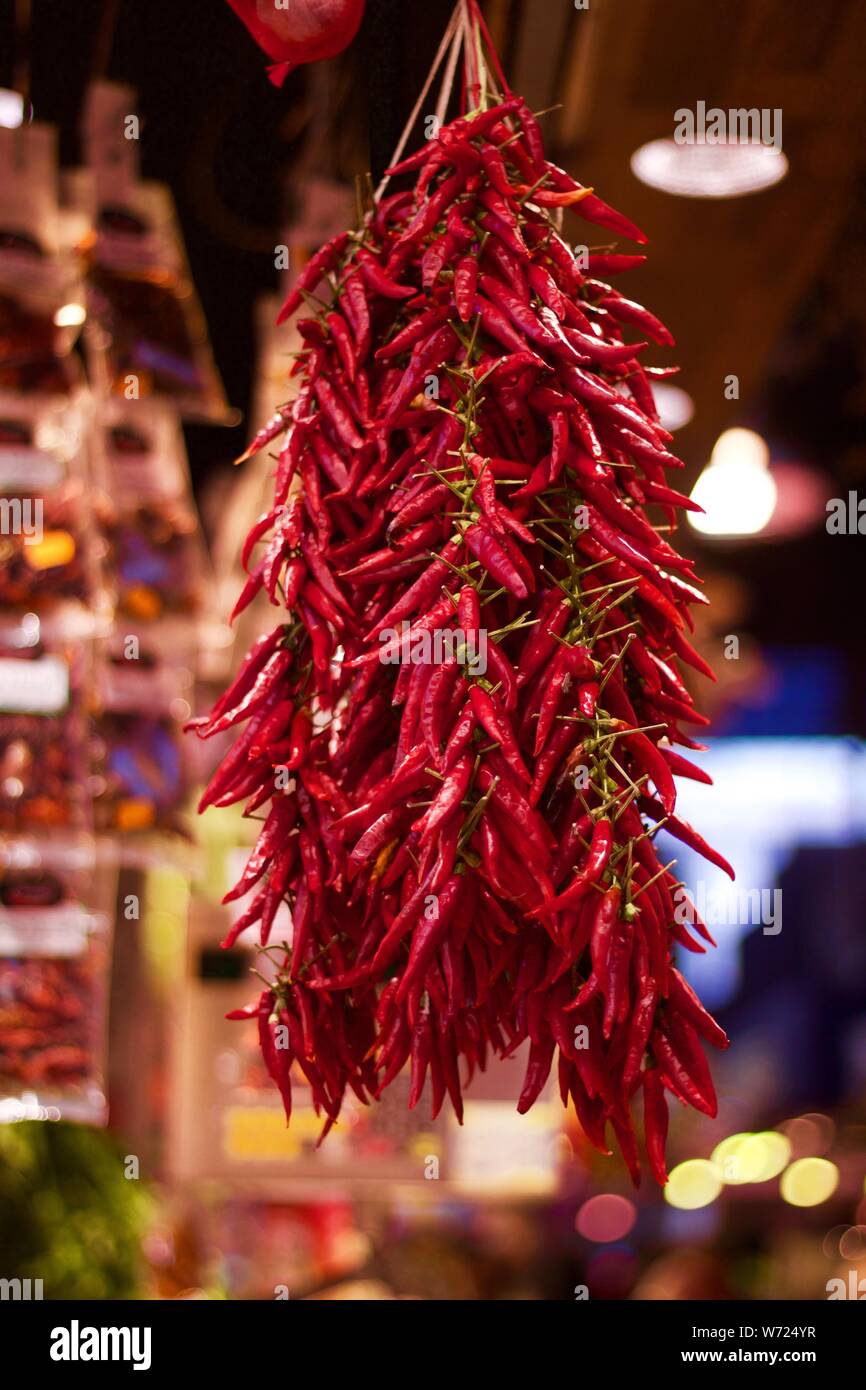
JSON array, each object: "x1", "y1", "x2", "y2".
[
  {"x1": 0, "y1": 88, "x2": 25, "y2": 129},
  {"x1": 631, "y1": 137, "x2": 788, "y2": 199},
  {"x1": 651, "y1": 382, "x2": 694, "y2": 432},
  {"x1": 688, "y1": 428, "x2": 777, "y2": 537}
]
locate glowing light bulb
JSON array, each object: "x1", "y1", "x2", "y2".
[
  {"x1": 53, "y1": 303, "x2": 87, "y2": 328},
  {"x1": 688, "y1": 428, "x2": 776, "y2": 537},
  {"x1": 652, "y1": 383, "x2": 694, "y2": 432},
  {"x1": 631, "y1": 138, "x2": 788, "y2": 199},
  {"x1": 0, "y1": 89, "x2": 24, "y2": 129},
  {"x1": 710, "y1": 428, "x2": 769, "y2": 471}
]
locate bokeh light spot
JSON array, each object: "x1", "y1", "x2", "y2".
[
  {"x1": 576, "y1": 1194, "x2": 636, "y2": 1243},
  {"x1": 665, "y1": 1160, "x2": 723, "y2": 1210},
  {"x1": 780, "y1": 1158, "x2": 839, "y2": 1207}
]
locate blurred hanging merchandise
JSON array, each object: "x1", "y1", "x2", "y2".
[
  {"x1": 225, "y1": 0, "x2": 367, "y2": 86},
  {"x1": 0, "y1": 60, "x2": 228, "y2": 1130},
  {"x1": 0, "y1": 123, "x2": 88, "y2": 396},
  {"x1": 76, "y1": 81, "x2": 235, "y2": 426}
]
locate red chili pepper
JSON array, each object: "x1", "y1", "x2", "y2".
[
  {"x1": 623, "y1": 982, "x2": 659, "y2": 1092},
  {"x1": 442, "y1": 698, "x2": 477, "y2": 771},
  {"x1": 479, "y1": 273, "x2": 560, "y2": 350},
  {"x1": 601, "y1": 291, "x2": 675, "y2": 347},
  {"x1": 527, "y1": 724, "x2": 578, "y2": 807},
  {"x1": 642, "y1": 1068, "x2": 669, "y2": 1184},
  {"x1": 482, "y1": 638, "x2": 518, "y2": 712},
  {"x1": 464, "y1": 521, "x2": 529, "y2": 598},
  {"x1": 377, "y1": 307, "x2": 450, "y2": 364},
  {"x1": 365, "y1": 538, "x2": 462, "y2": 638},
  {"x1": 516, "y1": 593, "x2": 571, "y2": 686},
  {"x1": 276, "y1": 232, "x2": 350, "y2": 324},
  {"x1": 198, "y1": 649, "x2": 293, "y2": 739},
  {"x1": 326, "y1": 310, "x2": 357, "y2": 381},
  {"x1": 417, "y1": 754, "x2": 472, "y2": 839},
  {"x1": 343, "y1": 269, "x2": 371, "y2": 361},
  {"x1": 532, "y1": 643, "x2": 593, "y2": 755},
  {"x1": 652, "y1": 1027, "x2": 716, "y2": 1116},
  {"x1": 483, "y1": 236, "x2": 530, "y2": 299},
  {"x1": 314, "y1": 376, "x2": 364, "y2": 450},
  {"x1": 668, "y1": 968, "x2": 729, "y2": 1050},
  {"x1": 416, "y1": 655, "x2": 458, "y2": 759},
  {"x1": 476, "y1": 765, "x2": 551, "y2": 868},
  {"x1": 642, "y1": 799, "x2": 735, "y2": 879},
  {"x1": 614, "y1": 724, "x2": 677, "y2": 815},
  {"x1": 531, "y1": 819, "x2": 613, "y2": 918},
  {"x1": 395, "y1": 171, "x2": 466, "y2": 250},
  {"x1": 357, "y1": 246, "x2": 414, "y2": 300},
  {"x1": 223, "y1": 798, "x2": 297, "y2": 903},
  {"x1": 479, "y1": 141, "x2": 514, "y2": 197},
  {"x1": 602, "y1": 917, "x2": 632, "y2": 1039},
  {"x1": 469, "y1": 684, "x2": 530, "y2": 785},
  {"x1": 408, "y1": 1010, "x2": 433, "y2": 1109},
  {"x1": 382, "y1": 324, "x2": 459, "y2": 428},
  {"x1": 396, "y1": 876, "x2": 465, "y2": 1003},
  {"x1": 452, "y1": 255, "x2": 478, "y2": 323},
  {"x1": 388, "y1": 483, "x2": 452, "y2": 538}
]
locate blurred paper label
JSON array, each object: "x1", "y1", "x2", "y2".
[
  {"x1": 0, "y1": 655, "x2": 69, "y2": 712},
  {"x1": 449, "y1": 1102, "x2": 559, "y2": 1194},
  {"x1": 0, "y1": 905, "x2": 95, "y2": 957},
  {"x1": 0, "y1": 448, "x2": 64, "y2": 491}
]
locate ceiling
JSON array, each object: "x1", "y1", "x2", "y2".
[{"x1": 495, "y1": 0, "x2": 866, "y2": 466}]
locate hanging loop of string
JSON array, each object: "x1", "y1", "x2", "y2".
[
  {"x1": 372, "y1": 0, "x2": 504, "y2": 206},
  {"x1": 372, "y1": 2, "x2": 462, "y2": 205},
  {"x1": 434, "y1": 11, "x2": 466, "y2": 131}
]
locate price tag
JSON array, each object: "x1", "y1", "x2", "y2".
[
  {"x1": 0, "y1": 447, "x2": 64, "y2": 491},
  {"x1": 0, "y1": 656, "x2": 69, "y2": 713},
  {"x1": 0, "y1": 905, "x2": 95, "y2": 957}
]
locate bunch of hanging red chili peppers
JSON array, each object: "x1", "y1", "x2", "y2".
[{"x1": 192, "y1": 2, "x2": 733, "y2": 1185}]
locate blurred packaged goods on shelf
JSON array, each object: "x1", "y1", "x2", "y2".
[
  {"x1": 0, "y1": 836, "x2": 115, "y2": 1124},
  {"x1": 0, "y1": 611, "x2": 96, "y2": 835},
  {"x1": 75, "y1": 82, "x2": 233, "y2": 425},
  {"x1": 0, "y1": 123, "x2": 87, "y2": 394},
  {"x1": 0, "y1": 392, "x2": 109, "y2": 625}
]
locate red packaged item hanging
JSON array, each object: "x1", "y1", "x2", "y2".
[
  {"x1": 0, "y1": 124, "x2": 87, "y2": 395},
  {"x1": 0, "y1": 614, "x2": 94, "y2": 835},
  {"x1": 226, "y1": 0, "x2": 366, "y2": 86},
  {"x1": 0, "y1": 843, "x2": 111, "y2": 1125},
  {"x1": 0, "y1": 395, "x2": 106, "y2": 621},
  {"x1": 77, "y1": 88, "x2": 232, "y2": 425},
  {"x1": 195, "y1": 0, "x2": 732, "y2": 1184}
]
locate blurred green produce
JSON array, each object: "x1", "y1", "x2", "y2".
[{"x1": 0, "y1": 1122, "x2": 152, "y2": 1299}]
